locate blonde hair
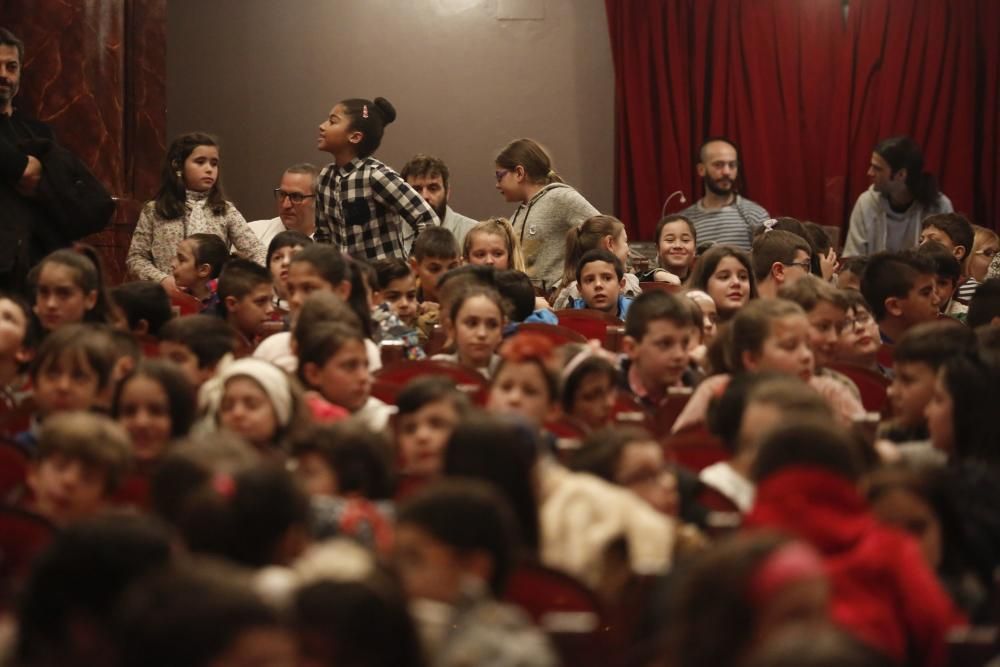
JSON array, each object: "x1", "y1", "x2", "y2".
[
  {"x1": 463, "y1": 217, "x2": 526, "y2": 272},
  {"x1": 970, "y1": 225, "x2": 999, "y2": 276},
  {"x1": 562, "y1": 215, "x2": 625, "y2": 287}
]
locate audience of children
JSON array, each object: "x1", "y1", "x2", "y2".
[{"x1": 6, "y1": 126, "x2": 1000, "y2": 667}]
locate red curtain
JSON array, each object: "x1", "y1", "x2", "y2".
[{"x1": 607, "y1": 0, "x2": 1000, "y2": 240}]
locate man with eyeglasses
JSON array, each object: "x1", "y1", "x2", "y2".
[
  {"x1": 678, "y1": 137, "x2": 770, "y2": 251},
  {"x1": 247, "y1": 163, "x2": 319, "y2": 247}
]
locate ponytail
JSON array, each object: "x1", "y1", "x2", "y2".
[{"x1": 561, "y1": 215, "x2": 625, "y2": 287}]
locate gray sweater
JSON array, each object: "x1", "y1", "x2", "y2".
[{"x1": 510, "y1": 183, "x2": 599, "y2": 289}]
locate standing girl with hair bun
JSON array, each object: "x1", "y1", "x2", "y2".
[
  {"x1": 315, "y1": 97, "x2": 437, "y2": 260},
  {"x1": 127, "y1": 132, "x2": 266, "y2": 297},
  {"x1": 495, "y1": 138, "x2": 599, "y2": 292}
]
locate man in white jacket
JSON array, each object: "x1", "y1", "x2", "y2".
[{"x1": 843, "y1": 136, "x2": 952, "y2": 257}]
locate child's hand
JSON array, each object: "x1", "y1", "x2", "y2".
[
  {"x1": 419, "y1": 301, "x2": 440, "y2": 317},
  {"x1": 819, "y1": 248, "x2": 838, "y2": 282},
  {"x1": 534, "y1": 296, "x2": 552, "y2": 312},
  {"x1": 160, "y1": 275, "x2": 185, "y2": 299},
  {"x1": 652, "y1": 269, "x2": 681, "y2": 285}
]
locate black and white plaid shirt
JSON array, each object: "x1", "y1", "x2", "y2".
[{"x1": 314, "y1": 156, "x2": 438, "y2": 259}]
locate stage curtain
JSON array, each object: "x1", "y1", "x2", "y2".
[{"x1": 607, "y1": 0, "x2": 999, "y2": 239}]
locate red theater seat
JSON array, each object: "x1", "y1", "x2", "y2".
[{"x1": 373, "y1": 360, "x2": 488, "y2": 405}]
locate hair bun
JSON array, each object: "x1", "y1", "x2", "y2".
[{"x1": 373, "y1": 97, "x2": 396, "y2": 125}]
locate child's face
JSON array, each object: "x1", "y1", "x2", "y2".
[
  {"x1": 838, "y1": 306, "x2": 880, "y2": 363},
  {"x1": 919, "y1": 225, "x2": 959, "y2": 256},
  {"x1": 293, "y1": 451, "x2": 338, "y2": 497},
  {"x1": 317, "y1": 103, "x2": 358, "y2": 156},
  {"x1": 888, "y1": 360, "x2": 937, "y2": 429},
  {"x1": 269, "y1": 245, "x2": 303, "y2": 300},
  {"x1": 969, "y1": 236, "x2": 1000, "y2": 282},
  {"x1": 892, "y1": 274, "x2": 940, "y2": 326},
  {"x1": 688, "y1": 293, "x2": 718, "y2": 346},
  {"x1": 931, "y1": 275, "x2": 957, "y2": 309},
  {"x1": 495, "y1": 163, "x2": 526, "y2": 203},
  {"x1": 453, "y1": 295, "x2": 503, "y2": 369},
  {"x1": 410, "y1": 256, "x2": 459, "y2": 303},
  {"x1": 303, "y1": 338, "x2": 370, "y2": 412},
  {"x1": 615, "y1": 441, "x2": 678, "y2": 516},
  {"x1": 34, "y1": 263, "x2": 97, "y2": 331},
  {"x1": 395, "y1": 398, "x2": 461, "y2": 477},
  {"x1": 465, "y1": 232, "x2": 510, "y2": 270},
  {"x1": 394, "y1": 523, "x2": 474, "y2": 603},
  {"x1": 658, "y1": 221, "x2": 696, "y2": 274},
  {"x1": 488, "y1": 360, "x2": 554, "y2": 428},
  {"x1": 227, "y1": 283, "x2": 275, "y2": 338},
  {"x1": 182, "y1": 145, "x2": 219, "y2": 192},
  {"x1": 27, "y1": 454, "x2": 107, "y2": 526},
  {"x1": 117, "y1": 374, "x2": 173, "y2": 464},
  {"x1": 744, "y1": 314, "x2": 814, "y2": 381},
  {"x1": 707, "y1": 256, "x2": 751, "y2": 317},
  {"x1": 382, "y1": 273, "x2": 419, "y2": 325},
  {"x1": 569, "y1": 369, "x2": 616, "y2": 430},
  {"x1": 870, "y1": 488, "x2": 943, "y2": 569},
  {"x1": 159, "y1": 341, "x2": 215, "y2": 389},
  {"x1": 805, "y1": 301, "x2": 846, "y2": 368},
  {"x1": 579, "y1": 260, "x2": 624, "y2": 315},
  {"x1": 286, "y1": 262, "x2": 338, "y2": 316},
  {"x1": 625, "y1": 319, "x2": 692, "y2": 393},
  {"x1": 925, "y1": 370, "x2": 954, "y2": 454},
  {"x1": 0, "y1": 297, "x2": 29, "y2": 361},
  {"x1": 171, "y1": 239, "x2": 204, "y2": 290},
  {"x1": 219, "y1": 376, "x2": 279, "y2": 448},
  {"x1": 34, "y1": 353, "x2": 101, "y2": 416}
]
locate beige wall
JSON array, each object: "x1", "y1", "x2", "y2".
[{"x1": 167, "y1": 0, "x2": 614, "y2": 226}]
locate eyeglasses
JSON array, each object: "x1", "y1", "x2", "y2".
[
  {"x1": 495, "y1": 169, "x2": 510, "y2": 183},
  {"x1": 843, "y1": 312, "x2": 873, "y2": 329},
  {"x1": 273, "y1": 189, "x2": 316, "y2": 204},
  {"x1": 784, "y1": 261, "x2": 812, "y2": 273}
]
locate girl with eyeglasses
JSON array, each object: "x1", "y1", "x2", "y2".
[
  {"x1": 494, "y1": 138, "x2": 599, "y2": 293},
  {"x1": 127, "y1": 132, "x2": 265, "y2": 299}
]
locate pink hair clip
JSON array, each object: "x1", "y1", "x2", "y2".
[{"x1": 362, "y1": 104, "x2": 368, "y2": 119}]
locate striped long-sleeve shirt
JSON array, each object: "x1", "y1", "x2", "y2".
[{"x1": 678, "y1": 195, "x2": 770, "y2": 251}]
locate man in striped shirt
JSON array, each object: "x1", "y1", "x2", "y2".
[{"x1": 678, "y1": 138, "x2": 769, "y2": 251}]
